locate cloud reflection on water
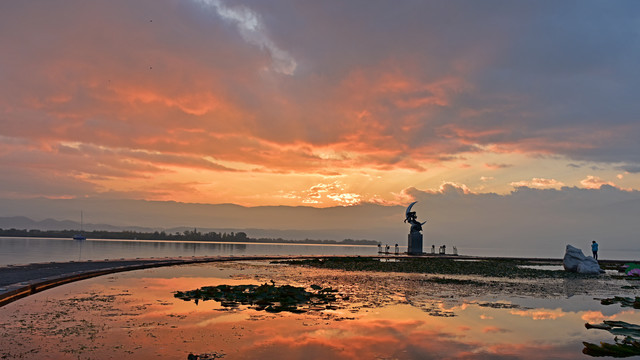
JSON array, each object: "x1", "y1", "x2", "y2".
[{"x1": 0, "y1": 261, "x2": 639, "y2": 359}]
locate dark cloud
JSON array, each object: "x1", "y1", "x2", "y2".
[
  {"x1": 253, "y1": 0, "x2": 640, "y2": 165},
  {"x1": 3, "y1": 0, "x2": 639, "y2": 165},
  {"x1": 1, "y1": 0, "x2": 640, "y2": 202},
  {"x1": 405, "y1": 185, "x2": 640, "y2": 254},
  {"x1": 619, "y1": 165, "x2": 640, "y2": 174}
]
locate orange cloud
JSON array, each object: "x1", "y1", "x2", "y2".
[
  {"x1": 509, "y1": 308, "x2": 566, "y2": 320},
  {"x1": 2, "y1": 1, "x2": 640, "y2": 205},
  {"x1": 433, "y1": 182, "x2": 473, "y2": 195},
  {"x1": 481, "y1": 342, "x2": 572, "y2": 359},
  {"x1": 294, "y1": 181, "x2": 362, "y2": 206},
  {"x1": 580, "y1": 175, "x2": 617, "y2": 189},
  {"x1": 482, "y1": 326, "x2": 511, "y2": 334},
  {"x1": 581, "y1": 310, "x2": 636, "y2": 324},
  {"x1": 484, "y1": 163, "x2": 513, "y2": 170},
  {"x1": 510, "y1": 178, "x2": 565, "y2": 189}
]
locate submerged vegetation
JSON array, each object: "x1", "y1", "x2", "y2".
[
  {"x1": 600, "y1": 296, "x2": 640, "y2": 309},
  {"x1": 583, "y1": 321, "x2": 640, "y2": 357},
  {"x1": 174, "y1": 282, "x2": 345, "y2": 313},
  {"x1": 281, "y1": 257, "x2": 580, "y2": 278}
]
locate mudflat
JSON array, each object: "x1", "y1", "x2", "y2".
[
  {"x1": 2, "y1": 258, "x2": 639, "y2": 359},
  {"x1": 0, "y1": 255, "x2": 633, "y2": 308}
]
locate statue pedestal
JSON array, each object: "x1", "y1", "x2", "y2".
[{"x1": 407, "y1": 232, "x2": 423, "y2": 255}]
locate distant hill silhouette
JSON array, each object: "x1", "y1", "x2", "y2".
[
  {"x1": 2, "y1": 187, "x2": 640, "y2": 257},
  {"x1": 0, "y1": 198, "x2": 404, "y2": 242},
  {"x1": 0, "y1": 216, "x2": 152, "y2": 232},
  {"x1": 0, "y1": 216, "x2": 379, "y2": 244}
]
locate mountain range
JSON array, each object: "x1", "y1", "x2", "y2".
[{"x1": 1, "y1": 186, "x2": 640, "y2": 257}]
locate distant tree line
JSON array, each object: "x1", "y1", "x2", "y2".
[{"x1": 0, "y1": 227, "x2": 379, "y2": 245}]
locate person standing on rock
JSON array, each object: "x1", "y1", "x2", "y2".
[{"x1": 591, "y1": 240, "x2": 599, "y2": 260}]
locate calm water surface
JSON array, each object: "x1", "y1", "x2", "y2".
[
  {"x1": 0, "y1": 237, "x2": 379, "y2": 266},
  {"x1": 3, "y1": 237, "x2": 640, "y2": 266},
  {"x1": 1, "y1": 261, "x2": 639, "y2": 359}
]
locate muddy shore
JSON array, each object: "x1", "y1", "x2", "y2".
[{"x1": 0, "y1": 254, "x2": 634, "y2": 307}]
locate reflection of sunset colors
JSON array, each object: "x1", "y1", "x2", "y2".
[
  {"x1": 581, "y1": 310, "x2": 637, "y2": 324},
  {"x1": 3, "y1": 262, "x2": 640, "y2": 359},
  {"x1": 510, "y1": 308, "x2": 567, "y2": 321},
  {"x1": 2, "y1": 1, "x2": 640, "y2": 208}
]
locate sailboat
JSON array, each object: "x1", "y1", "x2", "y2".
[{"x1": 73, "y1": 211, "x2": 86, "y2": 240}]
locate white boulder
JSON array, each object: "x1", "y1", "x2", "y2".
[{"x1": 563, "y1": 244, "x2": 601, "y2": 274}]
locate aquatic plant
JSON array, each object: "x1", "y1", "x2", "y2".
[
  {"x1": 424, "y1": 277, "x2": 484, "y2": 285},
  {"x1": 187, "y1": 351, "x2": 225, "y2": 359},
  {"x1": 280, "y1": 257, "x2": 569, "y2": 278},
  {"x1": 583, "y1": 338, "x2": 640, "y2": 357},
  {"x1": 583, "y1": 321, "x2": 640, "y2": 357},
  {"x1": 174, "y1": 282, "x2": 343, "y2": 313},
  {"x1": 599, "y1": 296, "x2": 640, "y2": 309}
]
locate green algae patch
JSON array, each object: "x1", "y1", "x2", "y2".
[
  {"x1": 280, "y1": 257, "x2": 570, "y2": 279},
  {"x1": 583, "y1": 321, "x2": 640, "y2": 357},
  {"x1": 424, "y1": 277, "x2": 484, "y2": 285},
  {"x1": 583, "y1": 339, "x2": 640, "y2": 358},
  {"x1": 599, "y1": 296, "x2": 640, "y2": 309},
  {"x1": 174, "y1": 282, "x2": 343, "y2": 313}
]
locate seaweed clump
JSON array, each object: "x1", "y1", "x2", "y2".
[
  {"x1": 583, "y1": 321, "x2": 640, "y2": 357},
  {"x1": 599, "y1": 296, "x2": 640, "y2": 309},
  {"x1": 187, "y1": 351, "x2": 225, "y2": 359},
  {"x1": 174, "y1": 282, "x2": 342, "y2": 313},
  {"x1": 281, "y1": 257, "x2": 565, "y2": 279}
]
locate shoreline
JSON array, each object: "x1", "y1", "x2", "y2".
[
  {"x1": 0, "y1": 255, "x2": 369, "y2": 307},
  {"x1": 0, "y1": 235, "x2": 379, "y2": 246},
  {"x1": 1, "y1": 254, "x2": 636, "y2": 308}
]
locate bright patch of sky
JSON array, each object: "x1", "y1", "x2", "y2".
[{"x1": 194, "y1": 0, "x2": 297, "y2": 75}]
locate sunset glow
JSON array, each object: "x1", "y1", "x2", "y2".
[{"x1": 1, "y1": 1, "x2": 640, "y2": 208}]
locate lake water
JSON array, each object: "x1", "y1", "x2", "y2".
[
  {"x1": 2, "y1": 237, "x2": 640, "y2": 266},
  {"x1": 0, "y1": 237, "x2": 379, "y2": 266},
  {"x1": 1, "y1": 260, "x2": 639, "y2": 359}
]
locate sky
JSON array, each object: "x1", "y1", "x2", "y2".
[
  {"x1": 1, "y1": 1, "x2": 640, "y2": 254},
  {"x1": 1, "y1": 0, "x2": 639, "y2": 207}
]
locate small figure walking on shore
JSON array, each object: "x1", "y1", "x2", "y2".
[{"x1": 591, "y1": 240, "x2": 599, "y2": 260}]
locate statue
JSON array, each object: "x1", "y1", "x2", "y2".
[
  {"x1": 404, "y1": 201, "x2": 426, "y2": 254},
  {"x1": 404, "y1": 201, "x2": 426, "y2": 233}
]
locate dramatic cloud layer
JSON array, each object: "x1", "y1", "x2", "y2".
[{"x1": 1, "y1": 0, "x2": 640, "y2": 207}]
